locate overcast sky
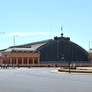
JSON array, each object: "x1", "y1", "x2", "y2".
[{"x1": 0, "y1": 0, "x2": 92, "y2": 50}]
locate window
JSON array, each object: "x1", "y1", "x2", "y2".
[
  {"x1": 34, "y1": 60, "x2": 38, "y2": 64},
  {"x1": 12, "y1": 58, "x2": 16, "y2": 64},
  {"x1": 18, "y1": 58, "x2": 22, "y2": 64},
  {"x1": 24, "y1": 58, "x2": 27, "y2": 64},
  {"x1": 29, "y1": 59, "x2": 32, "y2": 64}
]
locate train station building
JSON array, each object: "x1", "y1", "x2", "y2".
[{"x1": 0, "y1": 33, "x2": 90, "y2": 67}]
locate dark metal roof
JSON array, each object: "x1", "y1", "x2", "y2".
[{"x1": 37, "y1": 36, "x2": 88, "y2": 62}]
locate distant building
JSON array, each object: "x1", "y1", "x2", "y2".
[
  {"x1": 88, "y1": 49, "x2": 92, "y2": 63},
  {"x1": 0, "y1": 33, "x2": 89, "y2": 67}
]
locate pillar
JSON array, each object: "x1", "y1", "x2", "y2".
[
  {"x1": 38, "y1": 57, "x2": 40, "y2": 64},
  {"x1": 16, "y1": 57, "x2": 18, "y2": 65},
  {"x1": 10, "y1": 57, "x2": 12, "y2": 66},
  {"x1": 27, "y1": 57, "x2": 29, "y2": 65},
  {"x1": 22, "y1": 57, "x2": 24, "y2": 66},
  {"x1": 0, "y1": 59, "x2": 3, "y2": 65}
]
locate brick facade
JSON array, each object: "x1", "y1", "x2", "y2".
[{"x1": 0, "y1": 52, "x2": 40, "y2": 67}]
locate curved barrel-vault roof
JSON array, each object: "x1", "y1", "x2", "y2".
[{"x1": 37, "y1": 36, "x2": 88, "y2": 63}]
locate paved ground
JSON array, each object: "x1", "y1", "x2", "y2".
[{"x1": 0, "y1": 67, "x2": 92, "y2": 92}]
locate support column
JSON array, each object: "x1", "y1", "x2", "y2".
[
  {"x1": 16, "y1": 57, "x2": 18, "y2": 65},
  {"x1": 10, "y1": 57, "x2": 12, "y2": 66},
  {"x1": 0, "y1": 59, "x2": 3, "y2": 65},
  {"x1": 38, "y1": 57, "x2": 40, "y2": 64},
  {"x1": 27, "y1": 57, "x2": 29, "y2": 66},
  {"x1": 22, "y1": 57, "x2": 24, "y2": 66}
]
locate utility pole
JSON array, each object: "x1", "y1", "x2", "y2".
[{"x1": 13, "y1": 35, "x2": 19, "y2": 47}]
